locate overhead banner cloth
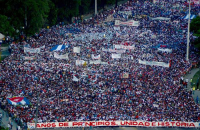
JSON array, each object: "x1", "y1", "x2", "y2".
[
  {"x1": 102, "y1": 48, "x2": 126, "y2": 53},
  {"x1": 112, "y1": 54, "x2": 121, "y2": 59},
  {"x1": 114, "y1": 45, "x2": 135, "y2": 50},
  {"x1": 24, "y1": 56, "x2": 35, "y2": 60},
  {"x1": 139, "y1": 59, "x2": 169, "y2": 68},
  {"x1": 50, "y1": 45, "x2": 66, "y2": 51},
  {"x1": 151, "y1": 17, "x2": 170, "y2": 20},
  {"x1": 89, "y1": 60, "x2": 108, "y2": 65},
  {"x1": 54, "y1": 52, "x2": 68, "y2": 59},
  {"x1": 115, "y1": 20, "x2": 139, "y2": 26},
  {"x1": 91, "y1": 54, "x2": 100, "y2": 60},
  {"x1": 7, "y1": 97, "x2": 30, "y2": 106},
  {"x1": 76, "y1": 60, "x2": 87, "y2": 65},
  {"x1": 27, "y1": 121, "x2": 200, "y2": 129},
  {"x1": 73, "y1": 47, "x2": 80, "y2": 53},
  {"x1": 157, "y1": 48, "x2": 172, "y2": 53},
  {"x1": 24, "y1": 47, "x2": 40, "y2": 53}
]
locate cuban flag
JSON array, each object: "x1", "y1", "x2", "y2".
[
  {"x1": 116, "y1": 31, "x2": 120, "y2": 37},
  {"x1": 50, "y1": 45, "x2": 66, "y2": 51},
  {"x1": 7, "y1": 97, "x2": 30, "y2": 105},
  {"x1": 91, "y1": 54, "x2": 100, "y2": 60},
  {"x1": 183, "y1": 14, "x2": 196, "y2": 19}
]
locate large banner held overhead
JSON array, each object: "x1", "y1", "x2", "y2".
[
  {"x1": 102, "y1": 48, "x2": 126, "y2": 53},
  {"x1": 24, "y1": 56, "x2": 36, "y2": 60},
  {"x1": 54, "y1": 52, "x2": 68, "y2": 60},
  {"x1": 115, "y1": 20, "x2": 139, "y2": 26},
  {"x1": 73, "y1": 47, "x2": 80, "y2": 53},
  {"x1": 76, "y1": 60, "x2": 87, "y2": 65},
  {"x1": 139, "y1": 59, "x2": 169, "y2": 68},
  {"x1": 157, "y1": 48, "x2": 172, "y2": 53},
  {"x1": 114, "y1": 45, "x2": 135, "y2": 50},
  {"x1": 91, "y1": 54, "x2": 100, "y2": 60},
  {"x1": 112, "y1": 54, "x2": 121, "y2": 59},
  {"x1": 24, "y1": 47, "x2": 40, "y2": 53},
  {"x1": 27, "y1": 121, "x2": 200, "y2": 129}
]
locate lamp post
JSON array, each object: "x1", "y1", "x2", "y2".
[
  {"x1": 35, "y1": 81, "x2": 39, "y2": 129},
  {"x1": 95, "y1": 0, "x2": 97, "y2": 15},
  {"x1": 186, "y1": 0, "x2": 191, "y2": 61}
]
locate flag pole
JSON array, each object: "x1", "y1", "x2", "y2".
[{"x1": 186, "y1": 0, "x2": 191, "y2": 61}]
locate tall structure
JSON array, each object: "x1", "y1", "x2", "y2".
[
  {"x1": 186, "y1": 0, "x2": 191, "y2": 61},
  {"x1": 95, "y1": 0, "x2": 97, "y2": 15}
]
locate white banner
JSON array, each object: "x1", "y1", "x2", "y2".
[
  {"x1": 27, "y1": 121, "x2": 200, "y2": 129},
  {"x1": 102, "y1": 48, "x2": 126, "y2": 53},
  {"x1": 73, "y1": 47, "x2": 80, "y2": 53},
  {"x1": 89, "y1": 60, "x2": 108, "y2": 65},
  {"x1": 112, "y1": 54, "x2": 121, "y2": 59},
  {"x1": 24, "y1": 56, "x2": 35, "y2": 60},
  {"x1": 157, "y1": 48, "x2": 172, "y2": 53},
  {"x1": 115, "y1": 20, "x2": 139, "y2": 26},
  {"x1": 76, "y1": 60, "x2": 87, "y2": 65},
  {"x1": 89, "y1": 60, "x2": 101, "y2": 64},
  {"x1": 54, "y1": 52, "x2": 68, "y2": 60},
  {"x1": 139, "y1": 59, "x2": 169, "y2": 68},
  {"x1": 40, "y1": 45, "x2": 45, "y2": 49},
  {"x1": 24, "y1": 47, "x2": 40, "y2": 53},
  {"x1": 91, "y1": 54, "x2": 100, "y2": 60},
  {"x1": 114, "y1": 26, "x2": 120, "y2": 30},
  {"x1": 72, "y1": 75, "x2": 79, "y2": 82},
  {"x1": 114, "y1": 45, "x2": 135, "y2": 50}
]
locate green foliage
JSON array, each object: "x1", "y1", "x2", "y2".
[
  {"x1": 0, "y1": 15, "x2": 15, "y2": 36},
  {"x1": 106, "y1": 0, "x2": 116, "y2": 5},
  {"x1": 191, "y1": 16, "x2": 200, "y2": 37},
  {"x1": 48, "y1": 0, "x2": 58, "y2": 26},
  {"x1": 0, "y1": 0, "x2": 49, "y2": 36},
  {"x1": 0, "y1": 0, "x2": 123, "y2": 37},
  {"x1": 0, "y1": 126, "x2": 8, "y2": 130},
  {"x1": 190, "y1": 16, "x2": 200, "y2": 50},
  {"x1": 80, "y1": 0, "x2": 91, "y2": 14}
]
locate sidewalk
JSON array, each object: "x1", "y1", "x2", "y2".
[{"x1": 183, "y1": 67, "x2": 200, "y2": 104}]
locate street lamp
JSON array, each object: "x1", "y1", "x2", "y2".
[
  {"x1": 186, "y1": 0, "x2": 191, "y2": 61},
  {"x1": 35, "y1": 81, "x2": 39, "y2": 130}
]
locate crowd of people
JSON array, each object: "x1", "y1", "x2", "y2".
[{"x1": 0, "y1": 0, "x2": 200, "y2": 127}]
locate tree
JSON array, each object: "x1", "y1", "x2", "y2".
[
  {"x1": 190, "y1": 16, "x2": 200, "y2": 50},
  {"x1": 47, "y1": 0, "x2": 58, "y2": 26},
  {"x1": 0, "y1": 0, "x2": 49, "y2": 36},
  {"x1": 0, "y1": 14, "x2": 15, "y2": 36},
  {"x1": 79, "y1": 0, "x2": 91, "y2": 15},
  {"x1": 52, "y1": 0, "x2": 81, "y2": 22}
]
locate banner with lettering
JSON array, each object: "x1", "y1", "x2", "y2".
[
  {"x1": 112, "y1": 54, "x2": 121, "y2": 59},
  {"x1": 115, "y1": 20, "x2": 139, "y2": 26},
  {"x1": 27, "y1": 121, "x2": 200, "y2": 129},
  {"x1": 24, "y1": 56, "x2": 36, "y2": 60},
  {"x1": 76, "y1": 60, "x2": 87, "y2": 65},
  {"x1": 139, "y1": 59, "x2": 169, "y2": 68},
  {"x1": 73, "y1": 47, "x2": 80, "y2": 53},
  {"x1": 114, "y1": 45, "x2": 135, "y2": 50},
  {"x1": 24, "y1": 47, "x2": 41, "y2": 53},
  {"x1": 89, "y1": 60, "x2": 108, "y2": 65},
  {"x1": 102, "y1": 48, "x2": 126, "y2": 53},
  {"x1": 54, "y1": 52, "x2": 68, "y2": 60},
  {"x1": 157, "y1": 48, "x2": 172, "y2": 53}
]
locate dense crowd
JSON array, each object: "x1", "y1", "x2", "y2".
[{"x1": 0, "y1": 0, "x2": 200, "y2": 126}]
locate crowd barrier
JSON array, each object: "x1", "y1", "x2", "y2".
[{"x1": 27, "y1": 121, "x2": 200, "y2": 129}]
